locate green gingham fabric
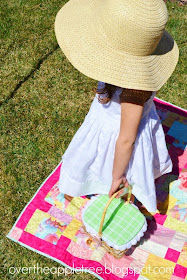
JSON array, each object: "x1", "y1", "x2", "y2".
[{"x1": 84, "y1": 195, "x2": 145, "y2": 246}]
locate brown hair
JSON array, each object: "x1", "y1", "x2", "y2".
[
  {"x1": 93, "y1": 83, "x2": 153, "y2": 105},
  {"x1": 93, "y1": 83, "x2": 119, "y2": 104}
]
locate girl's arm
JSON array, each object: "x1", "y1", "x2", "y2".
[{"x1": 108, "y1": 101, "x2": 144, "y2": 198}]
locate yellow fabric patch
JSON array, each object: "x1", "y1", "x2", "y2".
[
  {"x1": 177, "y1": 243, "x2": 187, "y2": 268},
  {"x1": 55, "y1": 200, "x2": 65, "y2": 210},
  {"x1": 142, "y1": 253, "x2": 176, "y2": 280},
  {"x1": 90, "y1": 246, "x2": 106, "y2": 262},
  {"x1": 56, "y1": 228, "x2": 63, "y2": 239},
  {"x1": 25, "y1": 209, "x2": 52, "y2": 235},
  {"x1": 162, "y1": 112, "x2": 179, "y2": 127},
  {"x1": 72, "y1": 197, "x2": 86, "y2": 208},
  {"x1": 158, "y1": 195, "x2": 178, "y2": 215},
  {"x1": 65, "y1": 201, "x2": 79, "y2": 217},
  {"x1": 65, "y1": 197, "x2": 87, "y2": 217},
  {"x1": 164, "y1": 215, "x2": 187, "y2": 234},
  {"x1": 62, "y1": 218, "x2": 82, "y2": 239}
]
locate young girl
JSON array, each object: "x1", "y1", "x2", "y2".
[{"x1": 54, "y1": 0, "x2": 179, "y2": 213}]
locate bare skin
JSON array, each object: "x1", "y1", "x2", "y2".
[
  {"x1": 108, "y1": 101, "x2": 145, "y2": 200},
  {"x1": 64, "y1": 93, "x2": 147, "y2": 203},
  {"x1": 64, "y1": 194, "x2": 74, "y2": 202}
]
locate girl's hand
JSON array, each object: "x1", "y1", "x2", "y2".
[{"x1": 108, "y1": 176, "x2": 129, "y2": 198}]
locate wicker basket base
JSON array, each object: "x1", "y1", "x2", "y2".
[
  {"x1": 82, "y1": 225, "x2": 128, "y2": 259},
  {"x1": 100, "y1": 240, "x2": 128, "y2": 259}
]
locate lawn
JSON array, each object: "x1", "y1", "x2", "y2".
[{"x1": 0, "y1": 1, "x2": 186, "y2": 279}]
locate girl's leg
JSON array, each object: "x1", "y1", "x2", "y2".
[
  {"x1": 121, "y1": 193, "x2": 135, "y2": 203},
  {"x1": 64, "y1": 194, "x2": 95, "y2": 202},
  {"x1": 64, "y1": 193, "x2": 135, "y2": 203},
  {"x1": 130, "y1": 194, "x2": 135, "y2": 203},
  {"x1": 64, "y1": 194, "x2": 74, "y2": 202}
]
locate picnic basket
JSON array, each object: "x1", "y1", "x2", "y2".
[{"x1": 81, "y1": 185, "x2": 147, "y2": 258}]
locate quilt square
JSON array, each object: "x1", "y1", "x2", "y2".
[
  {"x1": 172, "y1": 139, "x2": 186, "y2": 150},
  {"x1": 165, "y1": 134, "x2": 175, "y2": 145},
  {"x1": 45, "y1": 183, "x2": 68, "y2": 210},
  {"x1": 173, "y1": 264, "x2": 187, "y2": 279},
  {"x1": 66, "y1": 239, "x2": 93, "y2": 260},
  {"x1": 142, "y1": 253, "x2": 176, "y2": 280},
  {"x1": 138, "y1": 239, "x2": 168, "y2": 258},
  {"x1": 162, "y1": 112, "x2": 180, "y2": 127},
  {"x1": 62, "y1": 218, "x2": 82, "y2": 239},
  {"x1": 165, "y1": 248, "x2": 180, "y2": 263},
  {"x1": 65, "y1": 197, "x2": 86, "y2": 217},
  {"x1": 164, "y1": 215, "x2": 187, "y2": 234},
  {"x1": 156, "y1": 107, "x2": 169, "y2": 122},
  {"x1": 168, "y1": 146, "x2": 187, "y2": 173},
  {"x1": 167, "y1": 121, "x2": 187, "y2": 144},
  {"x1": 25, "y1": 209, "x2": 68, "y2": 245},
  {"x1": 177, "y1": 243, "x2": 187, "y2": 268},
  {"x1": 90, "y1": 246, "x2": 106, "y2": 262},
  {"x1": 153, "y1": 213, "x2": 167, "y2": 225},
  {"x1": 72, "y1": 226, "x2": 100, "y2": 251},
  {"x1": 130, "y1": 248, "x2": 150, "y2": 271},
  {"x1": 8, "y1": 226, "x2": 23, "y2": 241},
  {"x1": 163, "y1": 125, "x2": 170, "y2": 134},
  {"x1": 169, "y1": 232, "x2": 186, "y2": 252},
  {"x1": 100, "y1": 253, "x2": 135, "y2": 279},
  {"x1": 144, "y1": 222, "x2": 175, "y2": 247},
  {"x1": 47, "y1": 205, "x2": 73, "y2": 224},
  {"x1": 157, "y1": 194, "x2": 178, "y2": 215}
]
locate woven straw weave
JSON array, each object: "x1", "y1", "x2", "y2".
[{"x1": 54, "y1": 0, "x2": 179, "y2": 91}]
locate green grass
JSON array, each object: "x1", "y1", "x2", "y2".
[{"x1": 0, "y1": 1, "x2": 186, "y2": 279}]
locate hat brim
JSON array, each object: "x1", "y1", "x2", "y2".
[{"x1": 54, "y1": 0, "x2": 179, "y2": 91}]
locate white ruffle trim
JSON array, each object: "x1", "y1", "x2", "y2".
[{"x1": 81, "y1": 195, "x2": 147, "y2": 251}]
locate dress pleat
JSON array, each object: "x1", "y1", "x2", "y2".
[{"x1": 58, "y1": 81, "x2": 173, "y2": 212}]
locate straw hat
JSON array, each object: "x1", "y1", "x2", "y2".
[{"x1": 54, "y1": 0, "x2": 179, "y2": 91}]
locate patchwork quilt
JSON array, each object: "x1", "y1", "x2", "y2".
[{"x1": 6, "y1": 97, "x2": 187, "y2": 280}]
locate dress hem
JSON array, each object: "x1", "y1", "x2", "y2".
[{"x1": 58, "y1": 158, "x2": 173, "y2": 213}]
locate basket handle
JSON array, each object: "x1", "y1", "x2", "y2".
[{"x1": 98, "y1": 185, "x2": 132, "y2": 238}]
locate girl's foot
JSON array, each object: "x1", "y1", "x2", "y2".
[
  {"x1": 64, "y1": 194, "x2": 96, "y2": 202},
  {"x1": 85, "y1": 194, "x2": 96, "y2": 199},
  {"x1": 64, "y1": 194, "x2": 74, "y2": 202},
  {"x1": 130, "y1": 194, "x2": 135, "y2": 204}
]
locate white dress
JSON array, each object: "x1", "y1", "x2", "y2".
[{"x1": 58, "y1": 81, "x2": 173, "y2": 212}]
